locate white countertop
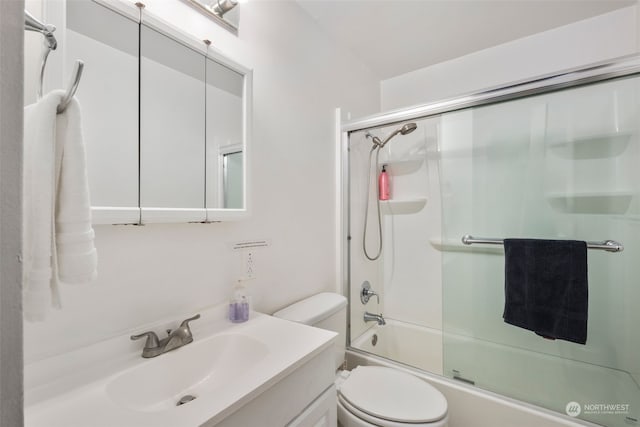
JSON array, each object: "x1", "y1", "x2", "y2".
[{"x1": 25, "y1": 306, "x2": 337, "y2": 427}]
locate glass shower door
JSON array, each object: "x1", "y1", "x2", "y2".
[{"x1": 440, "y1": 75, "x2": 640, "y2": 427}]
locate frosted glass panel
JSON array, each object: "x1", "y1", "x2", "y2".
[{"x1": 440, "y1": 76, "x2": 640, "y2": 427}]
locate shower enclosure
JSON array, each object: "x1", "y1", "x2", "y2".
[{"x1": 343, "y1": 56, "x2": 640, "y2": 427}]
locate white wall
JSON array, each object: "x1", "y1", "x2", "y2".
[
  {"x1": 1, "y1": 1, "x2": 25, "y2": 424},
  {"x1": 382, "y1": 5, "x2": 639, "y2": 110},
  {"x1": 24, "y1": 0, "x2": 380, "y2": 362}
]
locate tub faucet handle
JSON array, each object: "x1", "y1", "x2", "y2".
[{"x1": 361, "y1": 281, "x2": 379, "y2": 305}]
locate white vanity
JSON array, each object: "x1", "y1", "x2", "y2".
[{"x1": 24, "y1": 307, "x2": 337, "y2": 426}]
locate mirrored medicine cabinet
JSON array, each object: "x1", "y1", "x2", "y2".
[{"x1": 64, "y1": 0, "x2": 252, "y2": 224}]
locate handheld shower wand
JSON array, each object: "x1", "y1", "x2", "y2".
[
  {"x1": 365, "y1": 123, "x2": 416, "y2": 148},
  {"x1": 362, "y1": 123, "x2": 417, "y2": 261}
]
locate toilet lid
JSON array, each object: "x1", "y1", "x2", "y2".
[{"x1": 338, "y1": 366, "x2": 448, "y2": 423}]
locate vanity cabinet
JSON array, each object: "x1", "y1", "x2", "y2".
[
  {"x1": 213, "y1": 343, "x2": 337, "y2": 427},
  {"x1": 63, "y1": 0, "x2": 251, "y2": 225},
  {"x1": 287, "y1": 386, "x2": 337, "y2": 427}
]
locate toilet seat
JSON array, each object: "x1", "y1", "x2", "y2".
[
  {"x1": 337, "y1": 366, "x2": 448, "y2": 425},
  {"x1": 338, "y1": 394, "x2": 447, "y2": 427}
]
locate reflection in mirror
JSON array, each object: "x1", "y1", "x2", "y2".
[
  {"x1": 222, "y1": 150, "x2": 243, "y2": 209},
  {"x1": 140, "y1": 24, "x2": 206, "y2": 218},
  {"x1": 205, "y1": 57, "x2": 244, "y2": 210},
  {"x1": 66, "y1": 1, "x2": 139, "y2": 223}
]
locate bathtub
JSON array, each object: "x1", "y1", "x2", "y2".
[
  {"x1": 348, "y1": 319, "x2": 602, "y2": 427},
  {"x1": 350, "y1": 318, "x2": 443, "y2": 375}
]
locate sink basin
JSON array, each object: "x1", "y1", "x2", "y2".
[{"x1": 106, "y1": 333, "x2": 268, "y2": 412}]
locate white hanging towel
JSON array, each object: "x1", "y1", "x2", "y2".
[{"x1": 23, "y1": 90, "x2": 97, "y2": 321}]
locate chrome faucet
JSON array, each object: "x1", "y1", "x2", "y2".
[
  {"x1": 363, "y1": 311, "x2": 386, "y2": 326},
  {"x1": 360, "y1": 281, "x2": 380, "y2": 305},
  {"x1": 131, "y1": 314, "x2": 200, "y2": 358}
]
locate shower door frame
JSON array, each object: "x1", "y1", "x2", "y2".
[{"x1": 340, "y1": 53, "x2": 640, "y2": 358}]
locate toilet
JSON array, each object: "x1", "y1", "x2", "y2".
[{"x1": 273, "y1": 293, "x2": 449, "y2": 427}]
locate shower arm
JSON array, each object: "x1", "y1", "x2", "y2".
[
  {"x1": 367, "y1": 123, "x2": 417, "y2": 149},
  {"x1": 366, "y1": 128, "x2": 405, "y2": 148},
  {"x1": 367, "y1": 129, "x2": 401, "y2": 149}
]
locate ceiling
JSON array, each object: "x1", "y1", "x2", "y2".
[{"x1": 295, "y1": 0, "x2": 636, "y2": 80}]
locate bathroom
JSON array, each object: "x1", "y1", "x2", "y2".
[{"x1": 2, "y1": 0, "x2": 640, "y2": 426}]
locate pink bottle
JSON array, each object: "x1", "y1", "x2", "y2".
[{"x1": 379, "y1": 164, "x2": 390, "y2": 200}]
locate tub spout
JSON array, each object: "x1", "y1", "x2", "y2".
[{"x1": 364, "y1": 311, "x2": 386, "y2": 326}]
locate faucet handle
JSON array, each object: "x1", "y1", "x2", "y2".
[
  {"x1": 179, "y1": 314, "x2": 201, "y2": 331},
  {"x1": 130, "y1": 331, "x2": 160, "y2": 349},
  {"x1": 360, "y1": 281, "x2": 379, "y2": 305}
]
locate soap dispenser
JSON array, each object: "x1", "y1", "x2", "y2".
[
  {"x1": 228, "y1": 278, "x2": 250, "y2": 323},
  {"x1": 379, "y1": 164, "x2": 390, "y2": 200}
]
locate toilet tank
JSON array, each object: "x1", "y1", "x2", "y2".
[{"x1": 273, "y1": 292, "x2": 347, "y2": 370}]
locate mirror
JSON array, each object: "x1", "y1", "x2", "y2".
[
  {"x1": 222, "y1": 149, "x2": 243, "y2": 208},
  {"x1": 140, "y1": 23, "x2": 207, "y2": 222},
  {"x1": 205, "y1": 57, "x2": 245, "y2": 212},
  {"x1": 61, "y1": 1, "x2": 251, "y2": 224},
  {"x1": 65, "y1": 0, "x2": 140, "y2": 224}
]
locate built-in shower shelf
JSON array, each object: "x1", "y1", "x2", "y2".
[
  {"x1": 428, "y1": 238, "x2": 459, "y2": 251},
  {"x1": 546, "y1": 132, "x2": 632, "y2": 159},
  {"x1": 545, "y1": 191, "x2": 634, "y2": 214},
  {"x1": 378, "y1": 157, "x2": 424, "y2": 175},
  {"x1": 381, "y1": 197, "x2": 427, "y2": 214},
  {"x1": 428, "y1": 238, "x2": 504, "y2": 254}
]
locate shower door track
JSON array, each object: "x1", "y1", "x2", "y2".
[{"x1": 341, "y1": 54, "x2": 640, "y2": 134}]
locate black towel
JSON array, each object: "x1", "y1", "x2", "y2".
[{"x1": 503, "y1": 238, "x2": 588, "y2": 345}]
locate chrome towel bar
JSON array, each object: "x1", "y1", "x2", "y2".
[{"x1": 461, "y1": 235, "x2": 624, "y2": 253}]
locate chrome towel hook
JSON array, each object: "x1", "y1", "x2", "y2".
[{"x1": 24, "y1": 10, "x2": 84, "y2": 113}]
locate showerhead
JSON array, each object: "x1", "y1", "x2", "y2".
[
  {"x1": 368, "y1": 122, "x2": 418, "y2": 148},
  {"x1": 400, "y1": 122, "x2": 417, "y2": 135}
]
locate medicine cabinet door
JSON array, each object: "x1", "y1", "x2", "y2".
[
  {"x1": 66, "y1": 0, "x2": 140, "y2": 224},
  {"x1": 205, "y1": 56, "x2": 246, "y2": 215},
  {"x1": 139, "y1": 23, "x2": 207, "y2": 223}
]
